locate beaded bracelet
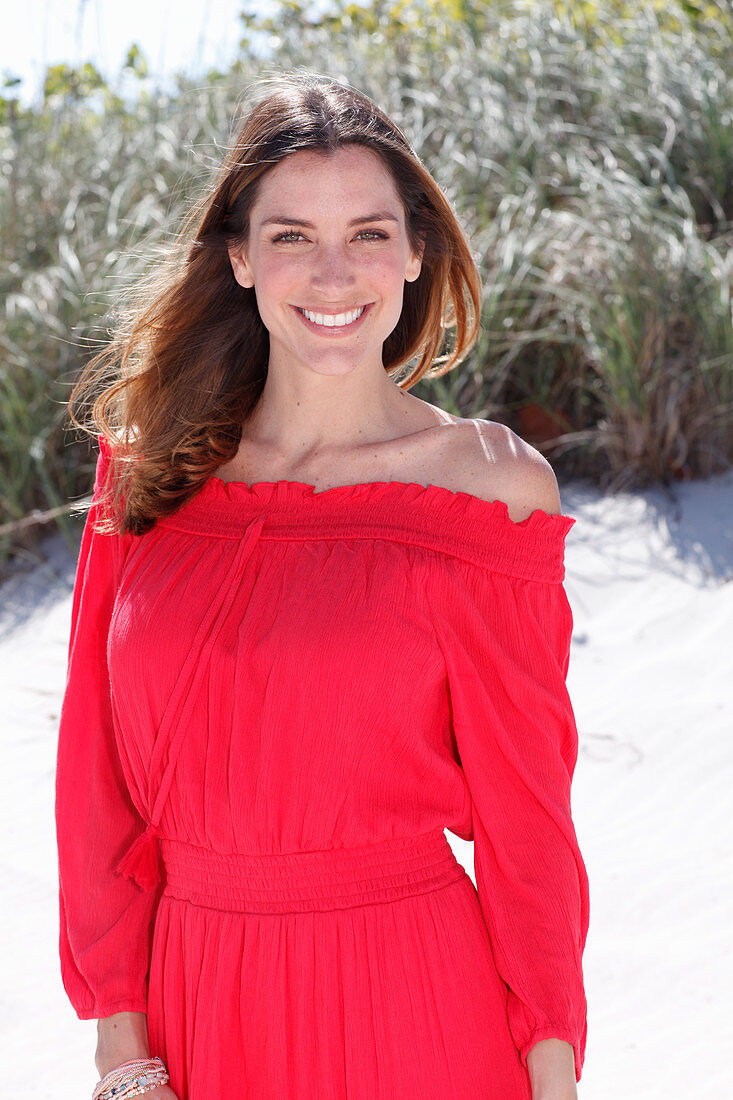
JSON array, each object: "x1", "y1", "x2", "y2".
[{"x1": 91, "y1": 1056, "x2": 170, "y2": 1100}]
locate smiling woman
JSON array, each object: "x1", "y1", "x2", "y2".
[
  {"x1": 57, "y1": 71, "x2": 588, "y2": 1100},
  {"x1": 65, "y1": 73, "x2": 482, "y2": 530},
  {"x1": 226, "y1": 145, "x2": 423, "y2": 370}
]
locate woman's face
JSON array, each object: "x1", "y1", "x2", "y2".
[{"x1": 228, "y1": 145, "x2": 423, "y2": 379}]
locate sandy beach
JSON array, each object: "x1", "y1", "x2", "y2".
[{"x1": 1, "y1": 468, "x2": 731, "y2": 1097}]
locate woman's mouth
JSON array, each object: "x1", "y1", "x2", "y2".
[{"x1": 293, "y1": 303, "x2": 371, "y2": 333}]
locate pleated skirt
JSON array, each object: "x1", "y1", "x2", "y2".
[{"x1": 145, "y1": 828, "x2": 533, "y2": 1099}]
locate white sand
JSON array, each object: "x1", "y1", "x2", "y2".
[{"x1": 1, "y1": 469, "x2": 731, "y2": 1096}]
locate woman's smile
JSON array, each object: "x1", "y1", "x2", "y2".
[{"x1": 293, "y1": 302, "x2": 373, "y2": 333}]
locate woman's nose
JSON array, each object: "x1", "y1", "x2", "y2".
[{"x1": 309, "y1": 244, "x2": 357, "y2": 293}]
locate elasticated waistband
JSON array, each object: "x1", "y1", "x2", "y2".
[{"x1": 159, "y1": 828, "x2": 468, "y2": 914}]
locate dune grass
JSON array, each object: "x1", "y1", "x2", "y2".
[{"x1": 0, "y1": 0, "x2": 731, "y2": 567}]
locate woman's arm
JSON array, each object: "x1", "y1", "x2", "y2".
[
  {"x1": 527, "y1": 1038, "x2": 578, "y2": 1100},
  {"x1": 56, "y1": 439, "x2": 164, "y2": 1020},
  {"x1": 95, "y1": 1011, "x2": 180, "y2": 1098},
  {"x1": 95, "y1": 1011, "x2": 150, "y2": 1077},
  {"x1": 425, "y1": 480, "x2": 589, "y2": 1083}
]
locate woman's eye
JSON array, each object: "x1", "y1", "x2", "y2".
[
  {"x1": 271, "y1": 229, "x2": 388, "y2": 243},
  {"x1": 272, "y1": 231, "x2": 304, "y2": 243}
]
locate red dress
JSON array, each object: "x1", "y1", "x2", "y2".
[{"x1": 55, "y1": 434, "x2": 589, "y2": 1099}]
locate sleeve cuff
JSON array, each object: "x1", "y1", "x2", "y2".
[
  {"x1": 74, "y1": 997, "x2": 149, "y2": 1021},
  {"x1": 520, "y1": 1024, "x2": 583, "y2": 1084}
]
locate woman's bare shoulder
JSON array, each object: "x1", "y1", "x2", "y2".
[{"x1": 441, "y1": 415, "x2": 563, "y2": 523}]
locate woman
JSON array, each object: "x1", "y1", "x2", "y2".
[{"x1": 56, "y1": 72, "x2": 589, "y2": 1100}]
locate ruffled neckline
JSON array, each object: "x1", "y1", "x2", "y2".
[
  {"x1": 96, "y1": 434, "x2": 575, "y2": 580},
  {"x1": 198, "y1": 474, "x2": 576, "y2": 537}
]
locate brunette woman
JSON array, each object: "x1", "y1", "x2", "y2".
[{"x1": 56, "y1": 71, "x2": 589, "y2": 1100}]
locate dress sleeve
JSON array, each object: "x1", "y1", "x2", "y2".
[
  {"x1": 433, "y1": 553, "x2": 590, "y2": 1083},
  {"x1": 54, "y1": 436, "x2": 161, "y2": 1019}
]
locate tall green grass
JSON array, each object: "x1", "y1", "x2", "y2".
[{"x1": 1, "y1": 0, "x2": 731, "y2": 568}]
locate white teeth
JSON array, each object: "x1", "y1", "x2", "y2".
[{"x1": 299, "y1": 305, "x2": 366, "y2": 327}]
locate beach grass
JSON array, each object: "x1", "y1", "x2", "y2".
[{"x1": 1, "y1": 0, "x2": 731, "y2": 567}]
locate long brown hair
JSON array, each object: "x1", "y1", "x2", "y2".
[{"x1": 69, "y1": 71, "x2": 483, "y2": 536}]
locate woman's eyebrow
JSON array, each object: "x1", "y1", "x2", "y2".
[{"x1": 260, "y1": 211, "x2": 400, "y2": 229}]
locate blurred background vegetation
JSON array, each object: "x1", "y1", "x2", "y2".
[{"x1": 1, "y1": 0, "x2": 731, "y2": 571}]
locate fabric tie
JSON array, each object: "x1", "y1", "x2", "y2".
[{"x1": 116, "y1": 822, "x2": 162, "y2": 891}]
